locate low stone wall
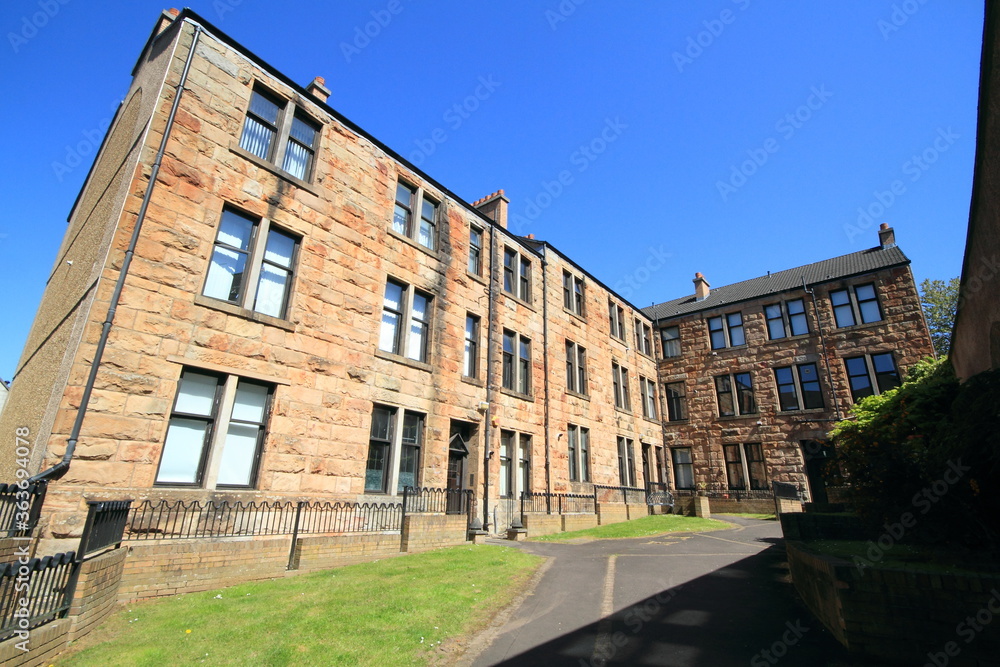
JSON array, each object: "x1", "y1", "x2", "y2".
[
  {"x1": 401, "y1": 514, "x2": 467, "y2": 553},
  {"x1": 596, "y1": 504, "x2": 629, "y2": 526},
  {"x1": 293, "y1": 533, "x2": 401, "y2": 571},
  {"x1": 708, "y1": 498, "x2": 776, "y2": 515},
  {"x1": 0, "y1": 618, "x2": 71, "y2": 667},
  {"x1": 625, "y1": 503, "x2": 648, "y2": 520},
  {"x1": 521, "y1": 514, "x2": 562, "y2": 537},
  {"x1": 562, "y1": 514, "x2": 598, "y2": 532},
  {"x1": 787, "y1": 541, "x2": 1000, "y2": 665},
  {"x1": 775, "y1": 497, "x2": 803, "y2": 515}
]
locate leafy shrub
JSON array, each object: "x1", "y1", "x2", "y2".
[{"x1": 831, "y1": 358, "x2": 1000, "y2": 549}]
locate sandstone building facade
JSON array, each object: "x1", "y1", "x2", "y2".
[
  {"x1": 643, "y1": 224, "x2": 934, "y2": 502},
  {"x1": 1, "y1": 10, "x2": 932, "y2": 539}
]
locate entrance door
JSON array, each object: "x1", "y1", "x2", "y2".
[
  {"x1": 447, "y1": 422, "x2": 472, "y2": 514},
  {"x1": 801, "y1": 439, "x2": 836, "y2": 504}
]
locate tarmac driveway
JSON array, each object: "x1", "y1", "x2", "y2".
[{"x1": 464, "y1": 517, "x2": 880, "y2": 666}]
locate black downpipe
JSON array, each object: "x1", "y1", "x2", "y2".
[{"x1": 31, "y1": 24, "x2": 204, "y2": 483}]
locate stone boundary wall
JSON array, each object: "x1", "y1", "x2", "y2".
[
  {"x1": 787, "y1": 541, "x2": 1000, "y2": 665},
  {"x1": 596, "y1": 504, "x2": 629, "y2": 525},
  {"x1": 0, "y1": 540, "x2": 34, "y2": 566},
  {"x1": 292, "y1": 533, "x2": 402, "y2": 571},
  {"x1": 561, "y1": 514, "x2": 598, "y2": 532},
  {"x1": 401, "y1": 515, "x2": 468, "y2": 552},
  {"x1": 521, "y1": 514, "x2": 562, "y2": 536}
]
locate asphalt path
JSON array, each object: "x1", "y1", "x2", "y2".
[{"x1": 465, "y1": 516, "x2": 883, "y2": 667}]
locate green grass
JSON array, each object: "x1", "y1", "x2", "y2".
[
  {"x1": 717, "y1": 512, "x2": 777, "y2": 521},
  {"x1": 532, "y1": 514, "x2": 731, "y2": 542},
  {"x1": 58, "y1": 545, "x2": 540, "y2": 666}
]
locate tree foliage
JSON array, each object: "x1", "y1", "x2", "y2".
[
  {"x1": 919, "y1": 277, "x2": 960, "y2": 357},
  {"x1": 831, "y1": 357, "x2": 1000, "y2": 549}
]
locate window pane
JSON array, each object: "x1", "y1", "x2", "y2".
[
  {"x1": 174, "y1": 373, "x2": 218, "y2": 416},
  {"x1": 217, "y1": 210, "x2": 254, "y2": 250},
  {"x1": 156, "y1": 418, "x2": 209, "y2": 484},
  {"x1": 370, "y1": 407, "x2": 392, "y2": 441},
  {"x1": 799, "y1": 363, "x2": 824, "y2": 409},
  {"x1": 728, "y1": 313, "x2": 745, "y2": 346},
  {"x1": 383, "y1": 281, "x2": 403, "y2": 312},
  {"x1": 281, "y1": 141, "x2": 311, "y2": 180},
  {"x1": 394, "y1": 183, "x2": 413, "y2": 235},
  {"x1": 855, "y1": 283, "x2": 876, "y2": 302},
  {"x1": 831, "y1": 290, "x2": 855, "y2": 327},
  {"x1": 248, "y1": 91, "x2": 281, "y2": 124},
  {"x1": 746, "y1": 444, "x2": 767, "y2": 490},
  {"x1": 724, "y1": 444, "x2": 746, "y2": 489},
  {"x1": 775, "y1": 367, "x2": 799, "y2": 411},
  {"x1": 380, "y1": 311, "x2": 400, "y2": 353},
  {"x1": 845, "y1": 357, "x2": 873, "y2": 400},
  {"x1": 288, "y1": 115, "x2": 317, "y2": 147},
  {"x1": 672, "y1": 448, "x2": 694, "y2": 489},
  {"x1": 239, "y1": 116, "x2": 274, "y2": 160},
  {"x1": 788, "y1": 299, "x2": 808, "y2": 336},
  {"x1": 398, "y1": 446, "x2": 418, "y2": 492},
  {"x1": 216, "y1": 423, "x2": 259, "y2": 487},
  {"x1": 735, "y1": 372, "x2": 756, "y2": 414},
  {"x1": 365, "y1": 443, "x2": 388, "y2": 492},
  {"x1": 205, "y1": 246, "x2": 247, "y2": 303},
  {"x1": 231, "y1": 382, "x2": 268, "y2": 423},
  {"x1": 872, "y1": 353, "x2": 900, "y2": 392},
  {"x1": 765, "y1": 304, "x2": 785, "y2": 339},
  {"x1": 254, "y1": 263, "x2": 289, "y2": 317},
  {"x1": 715, "y1": 376, "x2": 734, "y2": 416},
  {"x1": 661, "y1": 326, "x2": 681, "y2": 357},
  {"x1": 468, "y1": 229, "x2": 482, "y2": 274},
  {"x1": 262, "y1": 229, "x2": 295, "y2": 268},
  {"x1": 580, "y1": 430, "x2": 590, "y2": 481},
  {"x1": 408, "y1": 320, "x2": 426, "y2": 361},
  {"x1": 708, "y1": 317, "x2": 725, "y2": 349}
]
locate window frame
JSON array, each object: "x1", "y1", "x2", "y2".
[
  {"x1": 660, "y1": 325, "x2": 681, "y2": 358},
  {"x1": 715, "y1": 372, "x2": 757, "y2": 417},
  {"x1": 723, "y1": 443, "x2": 767, "y2": 490},
  {"x1": 774, "y1": 362, "x2": 825, "y2": 412},
  {"x1": 635, "y1": 320, "x2": 653, "y2": 356},
  {"x1": 503, "y1": 248, "x2": 532, "y2": 302},
  {"x1": 671, "y1": 447, "x2": 694, "y2": 490},
  {"x1": 565, "y1": 340, "x2": 588, "y2": 395},
  {"x1": 392, "y1": 180, "x2": 440, "y2": 251},
  {"x1": 202, "y1": 207, "x2": 300, "y2": 321},
  {"x1": 764, "y1": 298, "x2": 809, "y2": 340},
  {"x1": 707, "y1": 311, "x2": 745, "y2": 349},
  {"x1": 562, "y1": 271, "x2": 586, "y2": 317},
  {"x1": 639, "y1": 376, "x2": 658, "y2": 420},
  {"x1": 612, "y1": 361, "x2": 632, "y2": 411},
  {"x1": 665, "y1": 381, "x2": 687, "y2": 421},
  {"x1": 500, "y1": 430, "x2": 532, "y2": 497},
  {"x1": 154, "y1": 369, "x2": 274, "y2": 490},
  {"x1": 468, "y1": 226, "x2": 483, "y2": 276},
  {"x1": 502, "y1": 330, "x2": 533, "y2": 396},
  {"x1": 609, "y1": 301, "x2": 627, "y2": 341},
  {"x1": 379, "y1": 278, "x2": 434, "y2": 364},
  {"x1": 844, "y1": 352, "x2": 900, "y2": 402},
  {"x1": 238, "y1": 86, "x2": 322, "y2": 183},
  {"x1": 617, "y1": 436, "x2": 636, "y2": 487},
  {"x1": 463, "y1": 314, "x2": 480, "y2": 379},
  {"x1": 567, "y1": 424, "x2": 591, "y2": 483},
  {"x1": 830, "y1": 283, "x2": 884, "y2": 329},
  {"x1": 365, "y1": 405, "x2": 426, "y2": 495}
]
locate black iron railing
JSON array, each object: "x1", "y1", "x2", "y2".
[
  {"x1": 78, "y1": 500, "x2": 132, "y2": 557},
  {"x1": 645, "y1": 483, "x2": 675, "y2": 507},
  {"x1": 402, "y1": 487, "x2": 472, "y2": 516},
  {"x1": 0, "y1": 552, "x2": 76, "y2": 641},
  {"x1": 520, "y1": 492, "x2": 596, "y2": 515},
  {"x1": 297, "y1": 501, "x2": 403, "y2": 534},
  {"x1": 127, "y1": 498, "x2": 406, "y2": 541},
  {"x1": 593, "y1": 484, "x2": 647, "y2": 505},
  {"x1": 0, "y1": 482, "x2": 47, "y2": 537}
]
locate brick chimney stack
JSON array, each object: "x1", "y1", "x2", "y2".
[
  {"x1": 878, "y1": 223, "x2": 896, "y2": 249},
  {"x1": 694, "y1": 272, "x2": 710, "y2": 301},
  {"x1": 307, "y1": 77, "x2": 330, "y2": 104},
  {"x1": 472, "y1": 190, "x2": 509, "y2": 229},
  {"x1": 155, "y1": 8, "x2": 180, "y2": 35}
]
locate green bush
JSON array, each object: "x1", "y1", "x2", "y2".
[{"x1": 831, "y1": 357, "x2": 1000, "y2": 549}]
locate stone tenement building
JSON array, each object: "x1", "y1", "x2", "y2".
[
  {"x1": 643, "y1": 223, "x2": 934, "y2": 502},
  {"x1": 1, "y1": 10, "x2": 931, "y2": 538}
]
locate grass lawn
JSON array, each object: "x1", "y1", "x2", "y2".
[
  {"x1": 532, "y1": 514, "x2": 730, "y2": 542},
  {"x1": 58, "y1": 544, "x2": 540, "y2": 666},
  {"x1": 716, "y1": 512, "x2": 777, "y2": 521}
]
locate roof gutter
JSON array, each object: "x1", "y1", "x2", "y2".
[{"x1": 31, "y1": 22, "x2": 203, "y2": 483}]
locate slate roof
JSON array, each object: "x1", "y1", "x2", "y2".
[{"x1": 642, "y1": 244, "x2": 910, "y2": 321}]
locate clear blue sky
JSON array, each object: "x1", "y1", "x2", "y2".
[{"x1": 0, "y1": 1, "x2": 985, "y2": 381}]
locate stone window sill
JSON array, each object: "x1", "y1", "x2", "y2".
[
  {"x1": 374, "y1": 349, "x2": 433, "y2": 373},
  {"x1": 194, "y1": 295, "x2": 296, "y2": 331},
  {"x1": 228, "y1": 142, "x2": 320, "y2": 196}
]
